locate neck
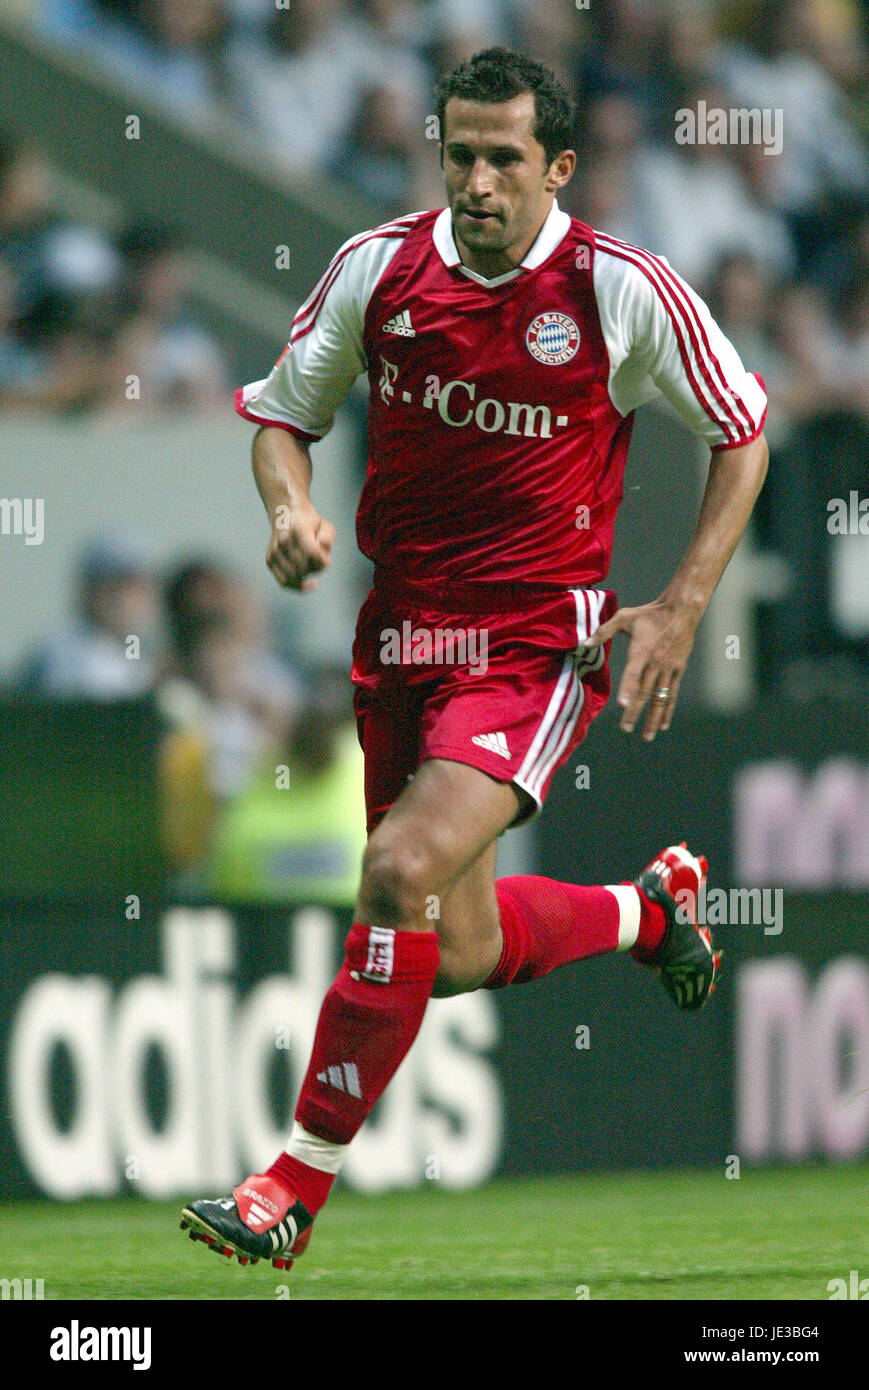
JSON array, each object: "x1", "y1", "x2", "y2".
[
  {"x1": 453, "y1": 202, "x2": 554, "y2": 280},
  {"x1": 454, "y1": 240, "x2": 521, "y2": 279}
]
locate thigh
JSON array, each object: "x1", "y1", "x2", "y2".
[
  {"x1": 354, "y1": 681, "x2": 423, "y2": 835},
  {"x1": 368, "y1": 755, "x2": 520, "y2": 892}
]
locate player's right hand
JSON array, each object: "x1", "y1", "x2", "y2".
[{"x1": 266, "y1": 502, "x2": 335, "y2": 592}]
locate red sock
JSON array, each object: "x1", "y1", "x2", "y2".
[
  {"x1": 266, "y1": 1149, "x2": 335, "y2": 1216},
  {"x1": 484, "y1": 875, "x2": 666, "y2": 988},
  {"x1": 266, "y1": 922, "x2": 439, "y2": 1214}
]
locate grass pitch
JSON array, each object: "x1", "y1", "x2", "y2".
[{"x1": 2, "y1": 1164, "x2": 866, "y2": 1301}]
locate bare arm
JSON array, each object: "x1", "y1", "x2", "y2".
[
  {"x1": 583, "y1": 432, "x2": 769, "y2": 740},
  {"x1": 251, "y1": 426, "x2": 335, "y2": 592}
]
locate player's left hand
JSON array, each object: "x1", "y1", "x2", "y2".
[{"x1": 582, "y1": 598, "x2": 699, "y2": 741}]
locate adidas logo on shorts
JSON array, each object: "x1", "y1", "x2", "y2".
[{"x1": 472, "y1": 731, "x2": 511, "y2": 759}]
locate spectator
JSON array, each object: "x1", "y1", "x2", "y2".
[
  {"x1": 0, "y1": 134, "x2": 53, "y2": 305},
  {"x1": 45, "y1": 2, "x2": 140, "y2": 41},
  {"x1": 714, "y1": 0, "x2": 869, "y2": 266},
  {"x1": 54, "y1": 0, "x2": 235, "y2": 114},
  {"x1": 706, "y1": 252, "x2": 796, "y2": 448},
  {"x1": 505, "y1": 0, "x2": 589, "y2": 92},
  {"x1": 16, "y1": 533, "x2": 159, "y2": 698},
  {"x1": 833, "y1": 264, "x2": 869, "y2": 419},
  {"x1": 227, "y1": 0, "x2": 366, "y2": 177},
  {"x1": 0, "y1": 131, "x2": 122, "y2": 411},
  {"x1": 0, "y1": 261, "x2": 43, "y2": 397},
  {"x1": 157, "y1": 559, "x2": 302, "y2": 881},
  {"x1": 0, "y1": 134, "x2": 118, "y2": 313},
  {"x1": 158, "y1": 558, "x2": 300, "y2": 801},
  {"x1": 573, "y1": 0, "x2": 671, "y2": 133},
  {"x1": 209, "y1": 663, "x2": 366, "y2": 905},
  {"x1": 774, "y1": 279, "x2": 850, "y2": 419},
  {"x1": 107, "y1": 221, "x2": 228, "y2": 412},
  {"x1": 329, "y1": 84, "x2": 419, "y2": 217},
  {"x1": 757, "y1": 274, "x2": 869, "y2": 684},
  {"x1": 565, "y1": 94, "x2": 647, "y2": 243},
  {"x1": 430, "y1": 0, "x2": 510, "y2": 58},
  {"x1": 632, "y1": 79, "x2": 795, "y2": 288}
]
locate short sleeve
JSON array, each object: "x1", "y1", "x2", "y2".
[
  {"x1": 235, "y1": 224, "x2": 412, "y2": 440},
  {"x1": 593, "y1": 234, "x2": 768, "y2": 451}
]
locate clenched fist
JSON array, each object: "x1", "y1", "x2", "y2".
[{"x1": 266, "y1": 501, "x2": 335, "y2": 592}]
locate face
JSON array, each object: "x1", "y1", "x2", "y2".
[
  {"x1": 0, "y1": 153, "x2": 47, "y2": 228},
  {"x1": 150, "y1": 0, "x2": 222, "y2": 45},
  {"x1": 441, "y1": 93, "x2": 575, "y2": 277},
  {"x1": 140, "y1": 250, "x2": 184, "y2": 315},
  {"x1": 192, "y1": 631, "x2": 247, "y2": 703},
  {"x1": 90, "y1": 575, "x2": 157, "y2": 639},
  {"x1": 721, "y1": 260, "x2": 767, "y2": 326}
]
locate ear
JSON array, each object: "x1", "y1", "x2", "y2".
[{"x1": 545, "y1": 148, "x2": 577, "y2": 193}]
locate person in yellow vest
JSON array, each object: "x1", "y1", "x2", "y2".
[{"x1": 209, "y1": 663, "x2": 366, "y2": 906}]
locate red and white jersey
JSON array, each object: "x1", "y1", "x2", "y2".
[{"x1": 236, "y1": 203, "x2": 767, "y2": 596}]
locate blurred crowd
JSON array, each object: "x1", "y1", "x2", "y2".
[
  {"x1": 10, "y1": 532, "x2": 366, "y2": 900},
  {"x1": 2, "y1": 0, "x2": 867, "y2": 708},
  {"x1": 16, "y1": 0, "x2": 863, "y2": 440},
  {"x1": 0, "y1": 128, "x2": 228, "y2": 413}
]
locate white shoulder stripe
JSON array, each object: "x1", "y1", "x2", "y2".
[
  {"x1": 292, "y1": 213, "x2": 424, "y2": 338},
  {"x1": 595, "y1": 233, "x2": 754, "y2": 441}
]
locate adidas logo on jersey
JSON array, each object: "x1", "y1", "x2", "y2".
[
  {"x1": 316, "y1": 1063, "x2": 362, "y2": 1098},
  {"x1": 472, "y1": 731, "x2": 511, "y2": 760},
  {"x1": 382, "y1": 309, "x2": 415, "y2": 337}
]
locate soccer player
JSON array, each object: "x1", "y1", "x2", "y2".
[{"x1": 181, "y1": 48, "x2": 768, "y2": 1271}]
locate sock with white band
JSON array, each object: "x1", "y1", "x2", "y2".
[{"x1": 483, "y1": 875, "x2": 666, "y2": 988}]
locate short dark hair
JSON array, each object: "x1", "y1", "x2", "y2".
[{"x1": 435, "y1": 47, "x2": 575, "y2": 167}]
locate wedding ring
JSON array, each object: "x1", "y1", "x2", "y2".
[{"x1": 655, "y1": 687, "x2": 670, "y2": 700}]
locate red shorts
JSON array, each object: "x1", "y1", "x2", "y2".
[{"x1": 351, "y1": 580, "x2": 617, "y2": 833}]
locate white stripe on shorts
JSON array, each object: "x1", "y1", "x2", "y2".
[
  {"x1": 513, "y1": 588, "x2": 608, "y2": 810},
  {"x1": 572, "y1": 586, "x2": 606, "y2": 674},
  {"x1": 526, "y1": 672, "x2": 585, "y2": 801},
  {"x1": 514, "y1": 655, "x2": 584, "y2": 805}
]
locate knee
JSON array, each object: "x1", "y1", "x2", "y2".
[{"x1": 357, "y1": 835, "x2": 435, "y2": 927}]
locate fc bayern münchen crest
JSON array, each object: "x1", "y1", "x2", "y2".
[{"x1": 525, "y1": 312, "x2": 580, "y2": 365}]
